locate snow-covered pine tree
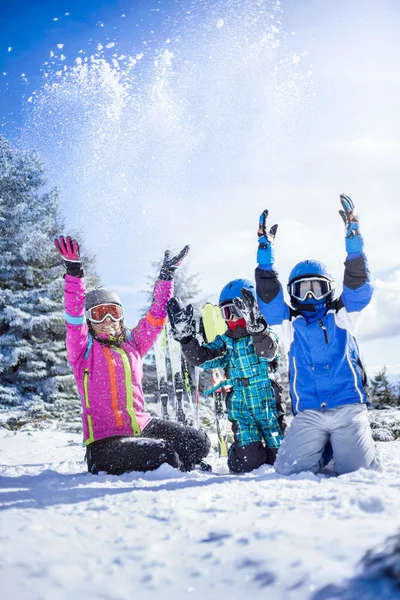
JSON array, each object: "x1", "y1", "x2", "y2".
[
  {"x1": 369, "y1": 367, "x2": 397, "y2": 408},
  {"x1": 0, "y1": 135, "x2": 98, "y2": 431},
  {"x1": 394, "y1": 379, "x2": 400, "y2": 406}
]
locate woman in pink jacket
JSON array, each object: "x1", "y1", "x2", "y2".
[{"x1": 54, "y1": 235, "x2": 210, "y2": 475}]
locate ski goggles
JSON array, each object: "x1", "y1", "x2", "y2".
[
  {"x1": 288, "y1": 277, "x2": 333, "y2": 302},
  {"x1": 85, "y1": 303, "x2": 124, "y2": 324},
  {"x1": 219, "y1": 302, "x2": 242, "y2": 321}
]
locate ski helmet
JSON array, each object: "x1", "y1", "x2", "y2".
[
  {"x1": 85, "y1": 288, "x2": 122, "y2": 312},
  {"x1": 287, "y1": 260, "x2": 335, "y2": 304},
  {"x1": 219, "y1": 279, "x2": 256, "y2": 304}
]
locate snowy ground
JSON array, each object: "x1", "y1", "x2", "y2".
[{"x1": 0, "y1": 430, "x2": 399, "y2": 600}]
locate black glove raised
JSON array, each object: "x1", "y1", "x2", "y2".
[
  {"x1": 233, "y1": 288, "x2": 267, "y2": 335},
  {"x1": 159, "y1": 245, "x2": 190, "y2": 281},
  {"x1": 167, "y1": 297, "x2": 196, "y2": 343}
]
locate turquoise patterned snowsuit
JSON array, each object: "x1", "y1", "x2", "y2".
[{"x1": 201, "y1": 333, "x2": 282, "y2": 449}]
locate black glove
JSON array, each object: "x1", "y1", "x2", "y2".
[
  {"x1": 54, "y1": 235, "x2": 83, "y2": 278},
  {"x1": 233, "y1": 288, "x2": 267, "y2": 335},
  {"x1": 167, "y1": 297, "x2": 196, "y2": 343},
  {"x1": 159, "y1": 245, "x2": 190, "y2": 281}
]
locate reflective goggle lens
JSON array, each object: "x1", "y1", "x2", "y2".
[
  {"x1": 87, "y1": 304, "x2": 123, "y2": 323},
  {"x1": 290, "y1": 278, "x2": 331, "y2": 301},
  {"x1": 220, "y1": 302, "x2": 242, "y2": 321}
]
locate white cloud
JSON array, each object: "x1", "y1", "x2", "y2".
[
  {"x1": 358, "y1": 268, "x2": 400, "y2": 342},
  {"x1": 345, "y1": 137, "x2": 400, "y2": 155}
]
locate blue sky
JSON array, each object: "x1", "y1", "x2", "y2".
[{"x1": 1, "y1": 0, "x2": 400, "y2": 378}]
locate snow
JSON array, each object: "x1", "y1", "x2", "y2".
[{"x1": 1, "y1": 430, "x2": 399, "y2": 599}]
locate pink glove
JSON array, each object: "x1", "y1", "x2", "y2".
[
  {"x1": 54, "y1": 235, "x2": 83, "y2": 277},
  {"x1": 54, "y1": 235, "x2": 80, "y2": 262}
]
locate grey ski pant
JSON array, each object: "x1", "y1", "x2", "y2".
[{"x1": 274, "y1": 404, "x2": 380, "y2": 476}]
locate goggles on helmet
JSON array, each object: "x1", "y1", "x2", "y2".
[
  {"x1": 288, "y1": 277, "x2": 333, "y2": 302},
  {"x1": 86, "y1": 303, "x2": 124, "y2": 324},
  {"x1": 219, "y1": 302, "x2": 242, "y2": 321}
]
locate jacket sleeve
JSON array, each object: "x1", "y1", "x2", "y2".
[
  {"x1": 251, "y1": 327, "x2": 279, "y2": 361},
  {"x1": 64, "y1": 274, "x2": 90, "y2": 366},
  {"x1": 131, "y1": 279, "x2": 173, "y2": 357},
  {"x1": 255, "y1": 266, "x2": 291, "y2": 325},
  {"x1": 341, "y1": 253, "x2": 373, "y2": 313},
  {"x1": 181, "y1": 335, "x2": 228, "y2": 369}
]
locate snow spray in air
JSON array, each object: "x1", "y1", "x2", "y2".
[{"x1": 21, "y1": 0, "x2": 312, "y2": 252}]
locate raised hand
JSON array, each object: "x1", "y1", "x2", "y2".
[
  {"x1": 54, "y1": 235, "x2": 83, "y2": 277},
  {"x1": 338, "y1": 194, "x2": 364, "y2": 253},
  {"x1": 257, "y1": 210, "x2": 278, "y2": 265},
  {"x1": 54, "y1": 235, "x2": 80, "y2": 261},
  {"x1": 167, "y1": 297, "x2": 196, "y2": 343},
  {"x1": 159, "y1": 245, "x2": 190, "y2": 281},
  {"x1": 233, "y1": 288, "x2": 266, "y2": 335}
]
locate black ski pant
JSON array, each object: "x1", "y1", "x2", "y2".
[
  {"x1": 228, "y1": 439, "x2": 278, "y2": 473},
  {"x1": 86, "y1": 418, "x2": 211, "y2": 476}
]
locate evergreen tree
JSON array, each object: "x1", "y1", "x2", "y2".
[
  {"x1": 369, "y1": 367, "x2": 396, "y2": 408},
  {"x1": 394, "y1": 378, "x2": 400, "y2": 407},
  {"x1": 0, "y1": 135, "x2": 98, "y2": 430}
]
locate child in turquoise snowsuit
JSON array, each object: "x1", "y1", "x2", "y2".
[{"x1": 167, "y1": 279, "x2": 285, "y2": 473}]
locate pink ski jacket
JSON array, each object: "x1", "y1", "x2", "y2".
[{"x1": 64, "y1": 275, "x2": 173, "y2": 445}]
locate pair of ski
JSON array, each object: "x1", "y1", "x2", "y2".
[
  {"x1": 153, "y1": 303, "x2": 229, "y2": 457},
  {"x1": 153, "y1": 326, "x2": 197, "y2": 427}
]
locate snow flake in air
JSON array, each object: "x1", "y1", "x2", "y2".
[
  {"x1": 216, "y1": 19, "x2": 224, "y2": 28},
  {"x1": 106, "y1": 42, "x2": 115, "y2": 49},
  {"x1": 7, "y1": 47, "x2": 12, "y2": 52},
  {"x1": 57, "y1": 44, "x2": 64, "y2": 49}
]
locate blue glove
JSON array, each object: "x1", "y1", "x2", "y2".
[
  {"x1": 257, "y1": 209, "x2": 278, "y2": 265},
  {"x1": 339, "y1": 194, "x2": 364, "y2": 253}
]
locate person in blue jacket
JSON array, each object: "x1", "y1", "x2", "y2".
[{"x1": 252, "y1": 194, "x2": 380, "y2": 475}]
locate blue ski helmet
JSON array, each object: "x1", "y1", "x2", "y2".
[
  {"x1": 287, "y1": 260, "x2": 335, "y2": 304},
  {"x1": 219, "y1": 279, "x2": 256, "y2": 305}
]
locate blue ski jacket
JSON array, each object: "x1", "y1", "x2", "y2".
[{"x1": 255, "y1": 255, "x2": 373, "y2": 413}]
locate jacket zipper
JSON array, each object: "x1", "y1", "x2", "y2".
[
  {"x1": 83, "y1": 368, "x2": 90, "y2": 408},
  {"x1": 318, "y1": 319, "x2": 329, "y2": 344}
]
